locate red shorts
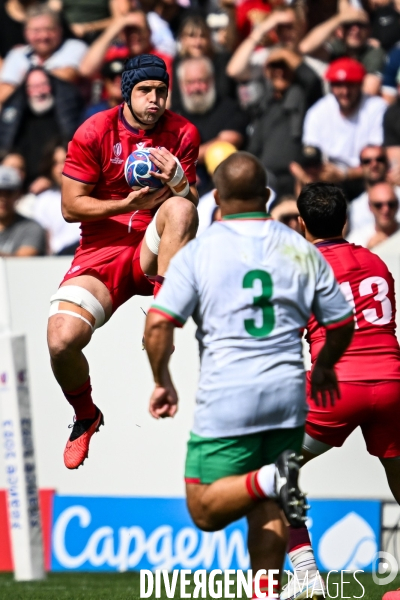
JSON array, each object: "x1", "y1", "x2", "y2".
[
  {"x1": 306, "y1": 374, "x2": 400, "y2": 458},
  {"x1": 61, "y1": 212, "x2": 154, "y2": 312}
]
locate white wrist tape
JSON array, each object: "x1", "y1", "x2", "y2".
[{"x1": 167, "y1": 157, "x2": 190, "y2": 197}]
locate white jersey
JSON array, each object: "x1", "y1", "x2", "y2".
[{"x1": 151, "y1": 213, "x2": 352, "y2": 438}]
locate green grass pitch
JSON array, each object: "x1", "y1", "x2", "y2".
[{"x1": 0, "y1": 572, "x2": 399, "y2": 600}]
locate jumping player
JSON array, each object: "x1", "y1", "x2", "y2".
[
  {"x1": 282, "y1": 182, "x2": 400, "y2": 600},
  {"x1": 47, "y1": 54, "x2": 200, "y2": 470},
  {"x1": 144, "y1": 153, "x2": 354, "y2": 598}
]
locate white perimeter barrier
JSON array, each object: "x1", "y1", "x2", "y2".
[{"x1": 0, "y1": 262, "x2": 45, "y2": 580}]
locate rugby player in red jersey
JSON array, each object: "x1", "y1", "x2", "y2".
[
  {"x1": 47, "y1": 54, "x2": 200, "y2": 470},
  {"x1": 281, "y1": 182, "x2": 400, "y2": 600}
]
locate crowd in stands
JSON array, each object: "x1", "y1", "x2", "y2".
[{"x1": 1, "y1": 0, "x2": 400, "y2": 256}]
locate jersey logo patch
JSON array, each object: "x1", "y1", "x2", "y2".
[{"x1": 111, "y1": 142, "x2": 124, "y2": 164}]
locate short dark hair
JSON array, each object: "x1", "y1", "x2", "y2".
[
  {"x1": 297, "y1": 183, "x2": 347, "y2": 238},
  {"x1": 213, "y1": 151, "x2": 268, "y2": 202}
]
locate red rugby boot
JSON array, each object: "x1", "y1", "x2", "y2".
[{"x1": 64, "y1": 407, "x2": 104, "y2": 469}]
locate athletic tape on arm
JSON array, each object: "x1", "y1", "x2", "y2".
[
  {"x1": 167, "y1": 157, "x2": 190, "y2": 197},
  {"x1": 49, "y1": 286, "x2": 106, "y2": 331}
]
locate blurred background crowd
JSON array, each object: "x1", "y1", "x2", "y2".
[{"x1": 1, "y1": 0, "x2": 400, "y2": 256}]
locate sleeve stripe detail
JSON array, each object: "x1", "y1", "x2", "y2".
[
  {"x1": 324, "y1": 312, "x2": 354, "y2": 330},
  {"x1": 62, "y1": 172, "x2": 98, "y2": 185},
  {"x1": 148, "y1": 306, "x2": 185, "y2": 327}
]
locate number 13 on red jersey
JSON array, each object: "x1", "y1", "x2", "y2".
[{"x1": 339, "y1": 276, "x2": 392, "y2": 329}]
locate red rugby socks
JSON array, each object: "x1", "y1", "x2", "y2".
[
  {"x1": 63, "y1": 377, "x2": 96, "y2": 420},
  {"x1": 246, "y1": 465, "x2": 276, "y2": 500}
]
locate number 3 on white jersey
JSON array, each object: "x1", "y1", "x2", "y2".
[{"x1": 339, "y1": 276, "x2": 392, "y2": 329}]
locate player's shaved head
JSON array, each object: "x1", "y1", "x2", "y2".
[{"x1": 213, "y1": 152, "x2": 268, "y2": 203}]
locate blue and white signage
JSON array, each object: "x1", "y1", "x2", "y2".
[{"x1": 51, "y1": 496, "x2": 381, "y2": 573}]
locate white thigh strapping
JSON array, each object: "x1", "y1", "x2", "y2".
[
  {"x1": 144, "y1": 209, "x2": 161, "y2": 255},
  {"x1": 49, "y1": 285, "x2": 106, "y2": 331}
]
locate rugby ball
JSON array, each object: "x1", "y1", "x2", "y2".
[{"x1": 124, "y1": 148, "x2": 164, "y2": 191}]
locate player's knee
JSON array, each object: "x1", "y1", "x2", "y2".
[
  {"x1": 189, "y1": 509, "x2": 221, "y2": 532},
  {"x1": 47, "y1": 316, "x2": 90, "y2": 362},
  {"x1": 186, "y1": 497, "x2": 223, "y2": 532},
  {"x1": 162, "y1": 196, "x2": 198, "y2": 236}
]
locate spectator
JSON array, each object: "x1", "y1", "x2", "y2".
[
  {"x1": 79, "y1": 11, "x2": 173, "y2": 79},
  {"x1": 348, "y1": 145, "x2": 400, "y2": 232},
  {"x1": 300, "y1": 5, "x2": 385, "y2": 95},
  {"x1": 303, "y1": 57, "x2": 387, "y2": 199},
  {"x1": 170, "y1": 16, "x2": 236, "y2": 113},
  {"x1": 0, "y1": 67, "x2": 84, "y2": 187},
  {"x1": 0, "y1": 150, "x2": 26, "y2": 185},
  {"x1": 270, "y1": 194, "x2": 303, "y2": 235},
  {"x1": 381, "y1": 43, "x2": 400, "y2": 103},
  {"x1": 369, "y1": 0, "x2": 400, "y2": 52},
  {"x1": 227, "y1": 5, "x2": 323, "y2": 113},
  {"x1": 0, "y1": 165, "x2": 46, "y2": 256},
  {"x1": 83, "y1": 58, "x2": 124, "y2": 118},
  {"x1": 0, "y1": 151, "x2": 36, "y2": 217},
  {"x1": 33, "y1": 141, "x2": 80, "y2": 255},
  {"x1": 57, "y1": 0, "x2": 127, "y2": 44},
  {"x1": 347, "y1": 182, "x2": 399, "y2": 248},
  {"x1": 0, "y1": 5, "x2": 87, "y2": 107},
  {"x1": 175, "y1": 56, "x2": 247, "y2": 194},
  {"x1": 383, "y1": 70, "x2": 400, "y2": 184},
  {"x1": 0, "y1": 0, "x2": 43, "y2": 61},
  {"x1": 197, "y1": 140, "x2": 237, "y2": 235},
  {"x1": 246, "y1": 51, "x2": 308, "y2": 197},
  {"x1": 289, "y1": 144, "x2": 324, "y2": 196},
  {"x1": 152, "y1": 0, "x2": 193, "y2": 40}
]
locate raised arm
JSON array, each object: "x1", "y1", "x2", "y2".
[
  {"x1": 226, "y1": 11, "x2": 295, "y2": 79},
  {"x1": 79, "y1": 15, "x2": 127, "y2": 77},
  {"x1": 299, "y1": 7, "x2": 368, "y2": 56}
]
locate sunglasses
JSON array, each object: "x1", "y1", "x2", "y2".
[
  {"x1": 360, "y1": 156, "x2": 386, "y2": 165},
  {"x1": 343, "y1": 21, "x2": 368, "y2": 29},
  {"x1": 370, "y1": 201, "x2": 398, "y2": 210}
]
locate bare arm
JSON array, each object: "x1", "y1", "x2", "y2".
[
  {"x1": 50, "y1": 66, "x2": 79, "y2": 82},
  {"x1": 0, "y1": 82, "x2": 16, "y2": 107},
  {"x1": 310, "y1": 321, "x2": 354, "y2": 406},
  {"x1": 79, "y1": 16, "x2": 126, "y2": 77},
  {"x1": 70, "y1": 18, "x2": 113, "y2": 39},
  {"x1": 386, "y1": 146, "x2": 400, "y2": 186},
  {"x1": 363, "y1": 73, "x2": 381, "y2": 96},
  {"x1": 0, "y1": 246, "x2": 42, "y2": 257},
  {"x1": 299, "y1": 8, "x2": 368, "y2": 56},
  {"x1": 226, "y1": 11, "x2": 291, "y2": 79},
  {"x1": 61, "y1": 176, "x2": 172, "y2": 222},
  {"x1": 145, "y1": 312, "x2": 178, "y2": 419}
]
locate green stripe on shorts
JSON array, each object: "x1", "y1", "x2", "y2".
[{"x1": 185, "y1": 426, "x2": 304, "y2": 485}]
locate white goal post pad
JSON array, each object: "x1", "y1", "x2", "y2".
[{"x1": 0, "y1": 333, "x2": 45, "y2": 580}]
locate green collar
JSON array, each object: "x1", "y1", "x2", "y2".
[{"x1": 222, "y1": 212, "x2": 271, "y2": 221}]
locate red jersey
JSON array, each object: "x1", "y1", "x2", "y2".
[
  {"x1": 62, "y1": 105, "x2": 200, "y2": 238},
  {"x1": 307, "y1": 239, "x2": 400, "y2": 381}
]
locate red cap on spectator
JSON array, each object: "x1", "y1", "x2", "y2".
[{"x1": 325, "y1": 58, "x2": 366, "y2": 84}]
